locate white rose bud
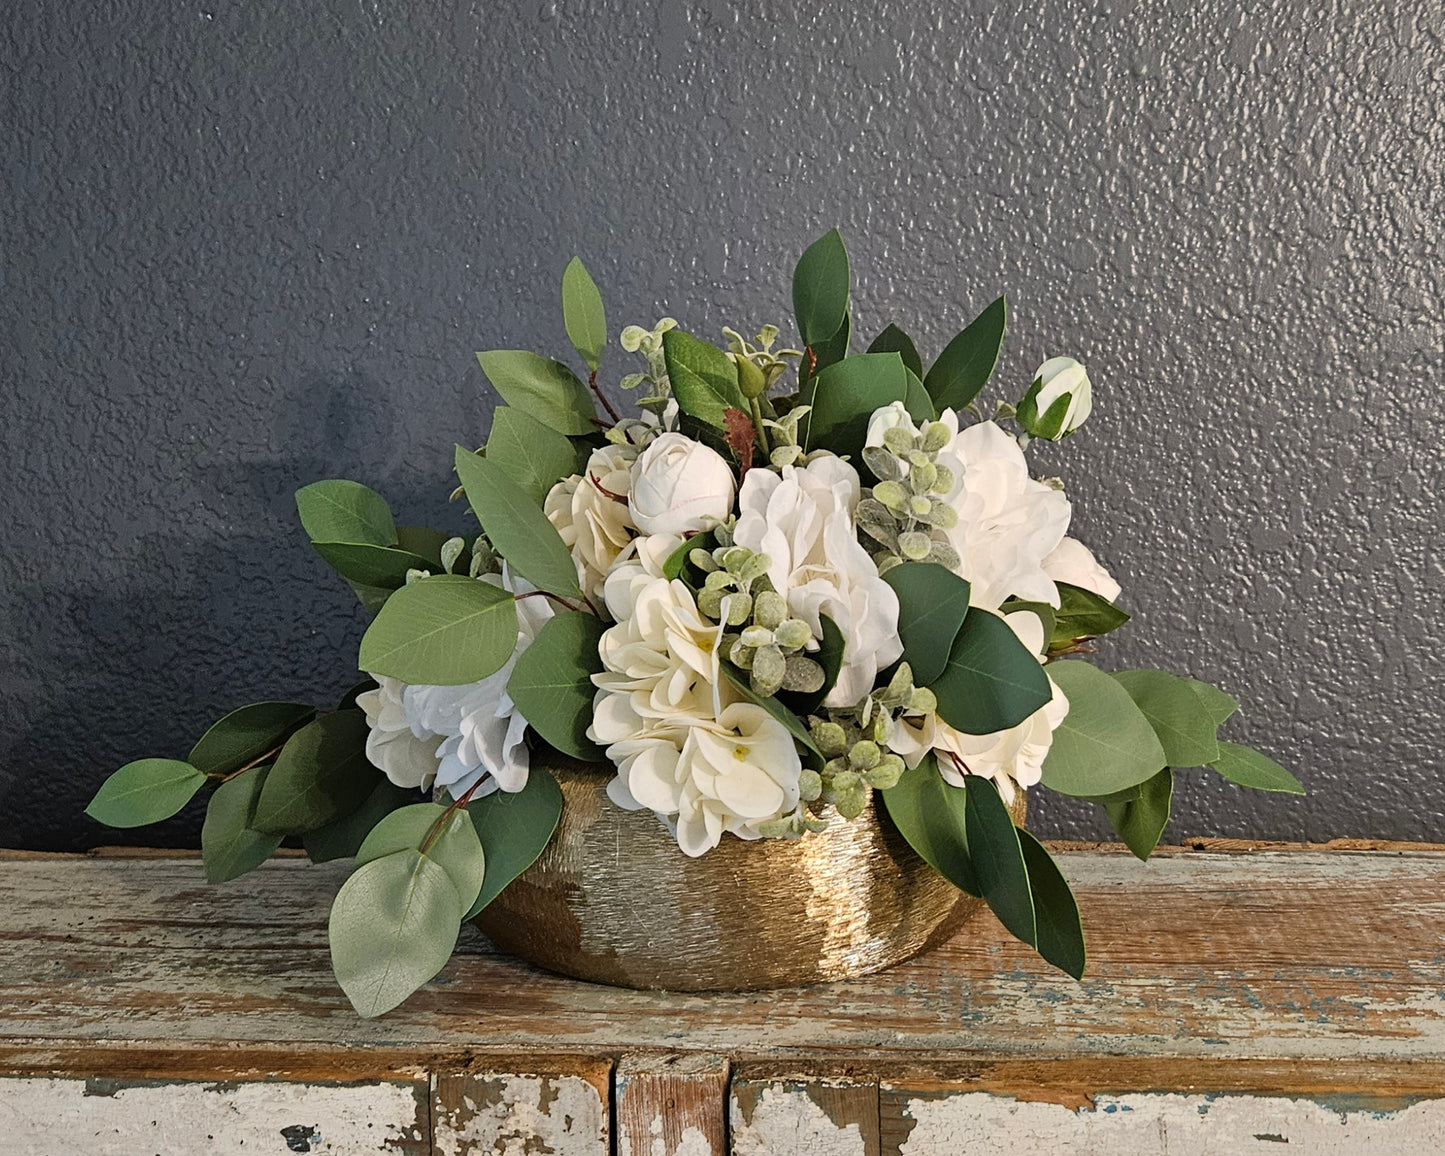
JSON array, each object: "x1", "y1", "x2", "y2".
[
  {"x1": 628, "y1": 432, "x2": 736, "y2": 536},
  {"x1": 1018, "y1": 356, "x2": 1092, "y2": 440}
]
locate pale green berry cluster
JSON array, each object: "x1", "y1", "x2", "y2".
[{"x1": 857, "y1": 421, "x2": 963, "y2": 575}]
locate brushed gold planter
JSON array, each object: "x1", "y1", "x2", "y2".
[{"x1": 474, "y1": 755, "x2": 1023, "y2": 991}]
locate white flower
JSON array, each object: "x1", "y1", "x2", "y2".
[
  {"x1": 628, "y1": 432, "x2": 736, "y2": 536},
  {"x1": 865, "y1": 399, "x2": 917, "y2": 448},
  {"x1": 1043, "y1": 536, "x2": 1122, "y2": 603},
  {"x1": 1018, "y1": 356, "x2": 1092, "y2": 440},
  {"x1": 356, "y1": 675, "x2": 442, "y2": 789},
  {"x1": 544, "y1": 443, "x2": 638, "y2": 607},
  {"x1": 733, "y1": 455, "x2": 903, "y2": 708},
  {"x1": 889, "y1": 610, "x2": 1068, "y2": 805}
]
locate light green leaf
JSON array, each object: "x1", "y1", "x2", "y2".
[
  {"x1": 295, "y1": 480, "x2": 396, "y2": 547},
  {"x1": 924, "y1": 295, "x2": 1006, "y2": 412},
  {"x1": 793, "y1": 228, "x2": 850, "y2": 349},
  {"x1": 562, "y1": 257, "x2": 607, "y2": 372},
  {"x1": 932, "y1": 607, "x2": 1054, "y2": 735},
  {"x1": 303, "y1": 779, "x2": 417, "y2": 863},
  {"x1": 358, "y1": 573, "x2": 520, "y2": 686},
  {"x1": 719, "y1": 662, "x2": 824, "y2": 764},
  {"x1": 1002, "y1": 599, "x2": 1057, "y2": 650},
  {"x1": 1016, "y1": 828, "x2": 1086, "y2": 978},
  {"x1": 778, "y1": 613, "x2": 845, "y2": 716},
  {"x1": 453, "y1": 447, "x2": 584, "y2": 601},
  {"x1": 310, "y1": 542, "x2": 438, "y2": 589},
  {"x1": 201, "y1": 766, "x2": 284, "y2": 883},
  {"x1": 1112, "y1": 669, "x2": 1222, "y2": 768},
  {"x1": 485, "y1": 406, "x2": 580, "y2": 504},
  {"x1": 964, "y1": 774, "x2": 1035, "y2": 947},
  {"x1": 394, "y1": 526, "x2": 451, "y2": 569},
  {"x1": 475, "y1": 350, "x2": 598, "y2": 436},
  {"x1": 1188, "y1": 678, "x2": 1240, "y2": 727},
  {"x1": 1097, "y1": 767, "x2": 1173, "y2": 861},
  {"x1": 188, "y1": 701, "x2": 318, "y2": 778},
  {"x1": 506, "y1": 612, "x2": 608, "y2": 761},
  {"x1": 328, "y1": 848, "x2": 463, "y2": 1018},
  {"x1": 1051, "y1": 582, "x2": 1130, "y2": 648},
  {"x1": 661, "y1": 329, "x2": 747, "y2": 429},
  {"x1": 801, "y1": 352, "x2": 910, "y2": 457},
  {"x1": 357, "y1": 803, "x2": 486, "y2": 913},
  {"x1": 881, "y1": 563, "x2": 972, "y2": 686},
  {"x1": 879, "y1": 753, "x2": 979, "y2": 896},
  {"x1": 253, "y1": 710, "x2": 379, "y2": 835},
  {"x1": 1040, "y1": 661, "x2": 1167, "y2": 796},
  {"x1": 867, "y1": 323, "x2": 924, "y2": 378},
  {"x1": 85, "y1": 758, "x2": 207, "y2": 828},
  {"x1": 1211, "y1": 741, "x2": 1305, "y2": 794},
  {"x1": 464, "y1": 767, "x2": 564, "y2": 919}
]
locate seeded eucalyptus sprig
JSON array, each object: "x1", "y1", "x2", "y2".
[{"x1": 858, "y1": 420, "x2": 963, "y2": 574}]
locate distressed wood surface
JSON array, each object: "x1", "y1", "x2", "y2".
[
  {"x1": 432, "y1": 1058, "x2": 610, "y2": 1156},
  {"x1": 731, "y1": 1075, "x2": 880, "y2": 1156},
  {"x1": 615, "y1": 1053, "x2": 729, "y2": 1156}
]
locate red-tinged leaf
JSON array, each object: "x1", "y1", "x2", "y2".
[{"x1": 723, "y1": 407, "x2": 755, "y2": 476}]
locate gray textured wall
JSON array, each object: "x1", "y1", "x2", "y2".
[{"x1": 3, "y1": 1, "x2": 1441, "y2": 851}]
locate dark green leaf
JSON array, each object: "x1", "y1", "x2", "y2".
[
  {"x1": 882, "y1": 563, "x2": 972, "y2": 686},
  {"x1": 485, "y1": 406, "x2": 580, "y2": 504},
  {"x1": 932, "y1": 608, "x2": 1053, "y2": 735},
  {"x1": 1188, "y1": 678, "x2": 1240, "y2": 727},
  {"x1": 924, "y1": 295, "x2": 1007, "y2": 412},
  {"x1": 303, "y1": 779, "x2": 417, "y2": 863},
  {"x1": 464, "y1": 766, "x2": 564, "y2": 919},
  {"x1": 778, "y1": 614, "x2": 845, "y2": 716},
  {"x1": 879, "y1": 753, "x2": 980, "y2": 895},
  {"x1": 1112, "y1": 669, "x2": 1221, "y2": 768},
  {"x1": 1040, "y1": 661, "x2": 1167, "y2": 796},
  {"x1": 903, "y1": 367, "x2": 937, "y2": 424},
  {"x1": 357, "y1": 802, "x2": 486, "y2": 913},
  {"x1": 359, "y1": 573, "x2": 520, "y2": 686},
  {"x1": 337, "y1": 679, "x2": 378, "y2": 711},
  {"x1": 310, "y1": 542, "x2": 438, "y2": 589},
  {"x1": 507, "y1": 612, "x2": 608, "y2": 760},
  {"x1": 792, "y1": 228, "x2": 850, "y2": 348},
  {"x1": 1211, "y1": 741, "x2": 1305, "y2": 794},
  {"x1": 1051, "y1": 582, "x2": 1130, "y2": 648},
  {"x1": 561, "y1": 256, "x2": 607, "y2": 372},
  {"x1": 662, "y1": 532, "x2": 712, "y2": 582},
  {"x1": 188, "y1": 701, "x2": 318, "y2": 778},
  {"x1": 661, "y1": 329, "x2": 747, "y2": 429},
  {"x1": 475, "y1": 350, "x2": 598, "y2": 436},
  {"x1": 201, "y1": 766, "x2": 283, "y2": 883},
  {"x1": 347, "y1": 580, "x2": 394, "y2": 616},
  {"x1": 295, "y1": 480, "x2": 397, "y2": 547},
  {"x1": 803, "y1": 309, "x2": 852, "y2": 381},
  {"x1": 394, "y1": 526, "x2": 451, "y2": 568},
  {"x1": 720, "y1": 662, "x2": 823, "y2": 763},
  {"x1": 85, "y1": 758, "x2": 208, "y2": 828},
  {"x1": 253, "y1": 710, "x2": 379, "y2": 835},
  {"x1": 963, "y1": 774, "x2": 1036, "y2": 947},
  {"x1": 1098, "y1": 767, "x2": 1173, "y2": 861},
  {"x1": 1002, "y1": 600, "x2": 1057, "y2": 649},
  {"x1": 867, "y1": 323, "x2": 924, "y2": 378},
  {"x1": 1016, "y1": 828, "x2": 1086, "y2": 978},
  {"x1": 801, "y1": 352, "x2": 910, "y2": 457}
]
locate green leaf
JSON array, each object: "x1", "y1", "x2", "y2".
[
  {"x1": 719, "y1": 662, "x2": 823, "y2": 763},
  {"x1": 295, "y1": 480, "x2": 397, "y2": 547},
  {"x1": 801, "y1": 352, "x2": 910, "y2": 457},
  {"x1": 253, "y1": 710, "x2": 379, "y2": 835},
  {"x1": 792, "y1": 228, "x2": 850, "y2": 349},
  {"x1": 879, "y1": 753, "x2": 979, "y2": 896},
  {"x1": 1040, "y1": 661, "x2": 1168, "y2": 796},
  {"x1": 357, "y1": 802, "x2": 486, "y2": 913},
  {"x1": 188, "y1": 701, "x2": 318, "y2": 778},
  {"x1": 1016, "y1": 828, "x2": 1086, "y2": 978},
  {"x1": 1188, "y1": 678, "x2": 1240, "y2": 727},
  {"x1": 506, "y1": 612, "x2": 608, "y2": 761},
  {"x1": 931, "y1": 608, "x2": 1054, "y2": 735},
  {"x1": 882, "y1": 564, "x2": 972, "y2": 686},
  {"x1": 394, "y1": 526, "x2": 451, "y2": 568},
  {"x1": 475, "y1": 350, "x2": 598, "y2": 436},
  {"x1": 453, "y1": 446, "x2": 583, "y2": 600},
  {"x1": 338, "y1": 679, "x2": 379, "y2": 711},
  {"x1": 661, "y1": 329, "x2": 747, "y2": 429},
  {"x1": 1211, "y1": 741, "x2": 1305, "y2": 795},
  {"x1": 1051, "y1": 582, "x2": 1130, "y2": 648},
  {"x1": 903, "y1": 367, "x2": 937, "y2": 424},
  {"x1": 866, "y1": 323, "x2": 923, "y2": 378},
  {"x1": 804, "y1": 309, "x2": 852, "y2": 380},
  {"x1": 924, "y1": 295, "x2": 1007, "y2": 412},
  {"x1": 347, "y1": 580, "x2": 394, "y2": 617},
  {"x1": 303, "y1": 779, "x2": 417, "y2": 863},
  {"x1": 328, "y1": 848, "x2": 463, "y2": 1017},
  {"x1": 85, "y1": 759, "x2": 208, "y2": 828},
  {"x1": 1112, "y1": 669, "x2": 1222, "y2": 768},
  {"x1": 778, "y1": 614, "x2": 845, "y2": 716},
  {"x1": 201, "y1": 766, "x2": 284, "y2": 883},
  {"x1": 485, "y1": 406, "x2": 579, "y2": 504},
  {"x1": 561, "y1": 256, "x2": 607, "y2": 372},
  {"x1": 464, "y1": 767, "x2": 564, "y2": 919},
  {"x1": 310, "y1": 542, "x2": 438, "y2": 589},
  {"x1": 1098, "y1": 767, "x2": 1173, "y2": 861},
  {"x1": 963, "y1": 774, "x2": 1036, "y2": 947},
  {"x1": 1002, "y1": 599, "x2": 1057, "y2": 650},
  {"x1": 661, "y1": 531, "x2": 711, "y2": 582},
  {"x1": 359, "y1": 573, "x2": 520, "y2": 686}
]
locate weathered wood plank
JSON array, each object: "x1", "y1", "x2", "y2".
[
  {"x1": 615, "y1": 1053, "x2": 728, "y2": 1156},
  {"x1": 431, "y1": 1057, "x2": 610, "y2": 1156},
  {"x1": 3, "y1": 852, "x2": 1444, "y2": 1060},
  {"x1": 732, "y1": 1073, "x2": 880, "y2": 1156}
]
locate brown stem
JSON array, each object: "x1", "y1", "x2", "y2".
[
  {"x1": 588, "y1": 369, "x2": 622, "y2": 424},
  {"x1": 514, "y1": 589, "x2": 602, "y2": 618},
  {"x1": 421, "y1": 777, "x2": 489, "y2": 855}
]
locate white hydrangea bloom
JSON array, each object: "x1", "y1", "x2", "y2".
[
  {"x1": 356, "y1": 675, "x2": 443, "y2": 789},
  {"x1": 1043, "y1": 536, "x2": 1122, "y2": 603},
  {"x1": 544, "y1": 443, "x2": 638, "y2": 609}
]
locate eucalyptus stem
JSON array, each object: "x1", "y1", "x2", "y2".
[{"x1": 748, "y1": 397, "x2": 770, "y2": 459}]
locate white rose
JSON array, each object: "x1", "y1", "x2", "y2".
[
  {"x1": 1017, "y1": 357, "x2": 1092, "y2": 441},
  {"x1": 356, "y1": 675, "x2": 442, "y2": 789},
  {"x1": 1043, "y1": 536, "x2": 1122, "y2": 603},
  {"x1": 544, "y1": 443, "x2": 638, "y2": 608},
  {"x1": 628, "y1": 432, "x2": 736, "y2": 536},
  {"x1": 733, "y1": 455, "x2": 903, "y2": 708}
]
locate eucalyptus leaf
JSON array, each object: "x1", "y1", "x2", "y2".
[
  {"x1": 85, "y1": 758, "x2": 208, "y2": 828},
  {"x1": 201, "y1": 765, "x2": 283, "y2": 883},
  {"x1": 358, "y1": 573, "x2": 520, "y2": 686},
  {"x1": 1188, "y1": 678, "x2": 1240, "y2": 727},
  {"x1": 661, "y1": 329, "x2": 746, "y2": 429},
  {"x1": 804, "y1": 309, "x2": 852, "y2": 380},
  {"x1": 295, "y1": 480, "x2": 397, "y2": 547},
  {"x1": 506, "y1": 612, "x2": 608, "y2": 760},
  {"x1": 357, "y1": 803, "x2": 486, "y2": 913},
  {"x1": 1211, "y1": 742, "x2": 1305, "y2": 795},
  {"x1": 963, "y1": 774, "x2": 1036, "y2": 947},
  {"x1": 1111, "y1": 669, "x2": 1221, "y2": 768},
  {"x1": 1040, "y1": 661, "x2": 1168, "y2": 796},
  {"x1": 394, "y1": 526, "x2": 451, "y2": 568},
  {"x1": 311, "y1": 542, "x2": 438, "y2": 588},
  {"x1": 792, "y1": 228, "x2": 850, "y2": 349},
  {"x1": 1016, "y1": 828, "x2": 1086, "y2": 978},
  {"x1": 924, "y1": 295, "x2": 1006, "y2": 412},
  {"x1": 1051, "y1": 582, "x2": 1130, "y2": 647},
  {"x1": 303, "y1": 779, "x2": 418, "y2": 863},
  {"x1": 561, "y1": 256, "x2": 607, "y2": 371},
  {"x1": 1098, "y1": 767, "x2": 1173, "y2": 861},
  {"x1": 931, "y1": 607, "x2": 1053, "y2": 735},
  {"x1": 464, "y1": 766, "x2": 564, "y2": 919},
  {"x1": 867, "y1": 323, "x2": 924, "y2": 378},
  {"x1": 475, "y1": 350, "x2": 598, "y2": 436},
  {"x1": 903, "y1": 367, "x2": 937, "y2": 424},
  {"x1": 253, "y1": 710, "x2": 379, "y2": 835},
  {"x1": 337, "y1": 679, "x2": 378, "y2": 711},
  {"x1": 485, "y1": 406, "x2": 579, "y2": 504},
  {"x1": 879, "y1": 753, "x2": 979, "y2": 896},
  {"x1": 881, "y1": 563, "x2": 972, "y2": 686},
  {"x1": 778, "y1": 614, "x2": 844, "y2": 716},
  {"x1": 801, "y1": 352, "x2": 910, "y2": 457},
  {"x1": 188, "y1": 701, "x2": 318, "y2": 778},
  {"x1": 347, "y1": 580, "x2": 394, "y2": 617},
  {"x1": 1001, "y1": 599, "x2": 1056, "y2": 650}
]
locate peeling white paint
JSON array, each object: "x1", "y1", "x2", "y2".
[
  {"x1": 624, "y1": 1114, "x2": 716, "y2": 1156},
  {"x1": 0, "y1": 1076, "x2": 422, "y2": 1155},
  {"x1": 896, "y1": 1090, "x2": 1445, "y2": 1154},
  {"x1": 433, "y1": 1073, "x2": 606, "y2": 1156},
  {"x1": 731, "y1": 1085, "x2": 868, "y2": 1156}
]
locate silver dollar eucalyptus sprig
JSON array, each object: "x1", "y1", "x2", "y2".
[{"x1": 857, "y1": 421, "x2": 963, "y2": 575}]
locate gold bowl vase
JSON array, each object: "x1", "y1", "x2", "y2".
[{"x1": 473, "y1": 754, "x2": 1024, "y2": 991}]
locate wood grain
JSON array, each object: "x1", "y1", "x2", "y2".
[
  {"x1": 432, "y1": 1057, "x2": 611, "y2": 1155},
  {"x1": 731, "y1": 1074, "x2": 880, "y2": 1156},
  {"x1": 615, "y1": 1053, "x2": 729, "y2": 1156}
]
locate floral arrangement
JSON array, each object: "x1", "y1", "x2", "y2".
[{"x1": 86, "y1": 231, "x2": 1302, "y2": 1016}]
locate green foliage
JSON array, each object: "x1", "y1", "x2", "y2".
[
  {"x1": 295, "y1": 480, "x2": 397, "y2": 547},
  {"x1": 506, "y1": 612, "x2": 608, "y2": 761},
  {"x1": 85, "y1": 759, "x2": 207, "y2": 828},
  {"x1": 902, "y1": 366, "x2": 937, "y2": 423},
  {"x1": 358, "y1": 573, "x2": 520, "y2": 686},
  {"x1": 303, "y1": 779, "x2": 417, "y2": 863},
  {"x1": 253, "y1": 710, "x2": 378, "y2": 835},
  {"x1": 777, "y1": 614, "x2": 845, "y2": 716},
  {"x1": 1112, "y1": 669, "x2": 1221, "y2": 768},
  {"x1": 310, "y1": 542, "x2": 438, "y2": 589},
  {"x1": 394, "y1": 526, "x2": 452, "y2": 569},
  {"x1": 1188, "y1": 678, "x2": 1240, "y2": 727},
  {"x1": 475, "y1": 350, "x2": 598, "y2": 435},
  {"x1": 464, "y1": 768, "x2": 564, "y2": 919},
  {"x1": 1211, "y1": 741, "x2": 1305, "y2": 794},
  {"x1": 201, "y1": 766, "x2": 283, "y2": 883},
  {"x1": 561, "y1": 256, "x2": 607, "y2": 372},
  {"x1": 336, "y1": 679, "x2": 378, "y2": 711},
  {"x1": 1016, "y1": 828, "x2": 1086, "y2": 979},
  {"x1": 328, "y1": 849, "x2": 463, "y2": 1018},
  {"x1": 931, "y1": 608, "x2": 1054, "y2": 735},
  {"x1": 801, "y1": 352, "x2": 916, "y2": 458},
  {"x1": 792, "y1": 228, "x2": 850, "y2": 350},
  {"x1": 485, "y1": 406, "x2": 579, "y2": 504},
  {"x1": 1097, "y1": 767, "x2": 1174, "y2": 861},
  {"x1": 453, "y1": 446, "x2": 584, "y2": 601},
  {"x1": 1051, "y1": 582, "x2": 1130, "y2": 648},
  {"x1": 188, "y1": 701, "x2": 318, "y2": 778},
  {"x1": 1040, "y1": 661, "x2": 1167, "y2": 796},
  {"x1": 356, "y1": 803, "x2": 486, "y2": 914},
  {"x1": 719, "y1": 661, "x2": 824, "y2": 764},
  {"x1": 923, "y1": 296, "x2": 1006, "y2": 412},
  {"x1": 805, "y1": 309, "x2": 852, "y2": 380},
  {"x1": 881, "y1": 564, "x2": 972, "y2": 686},
  {"x1": 661, "y1": 329, "x2": 747, "y2": 429},
  {"x1": 866, "y1": 323, "x2": 923, "y2": 378},
  {"x1": 963, "y1": 774, "x2": 1035, "y2": 947},
  {"x1": 879, "y1": 753, "x2": 979, "y2": 896}
]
